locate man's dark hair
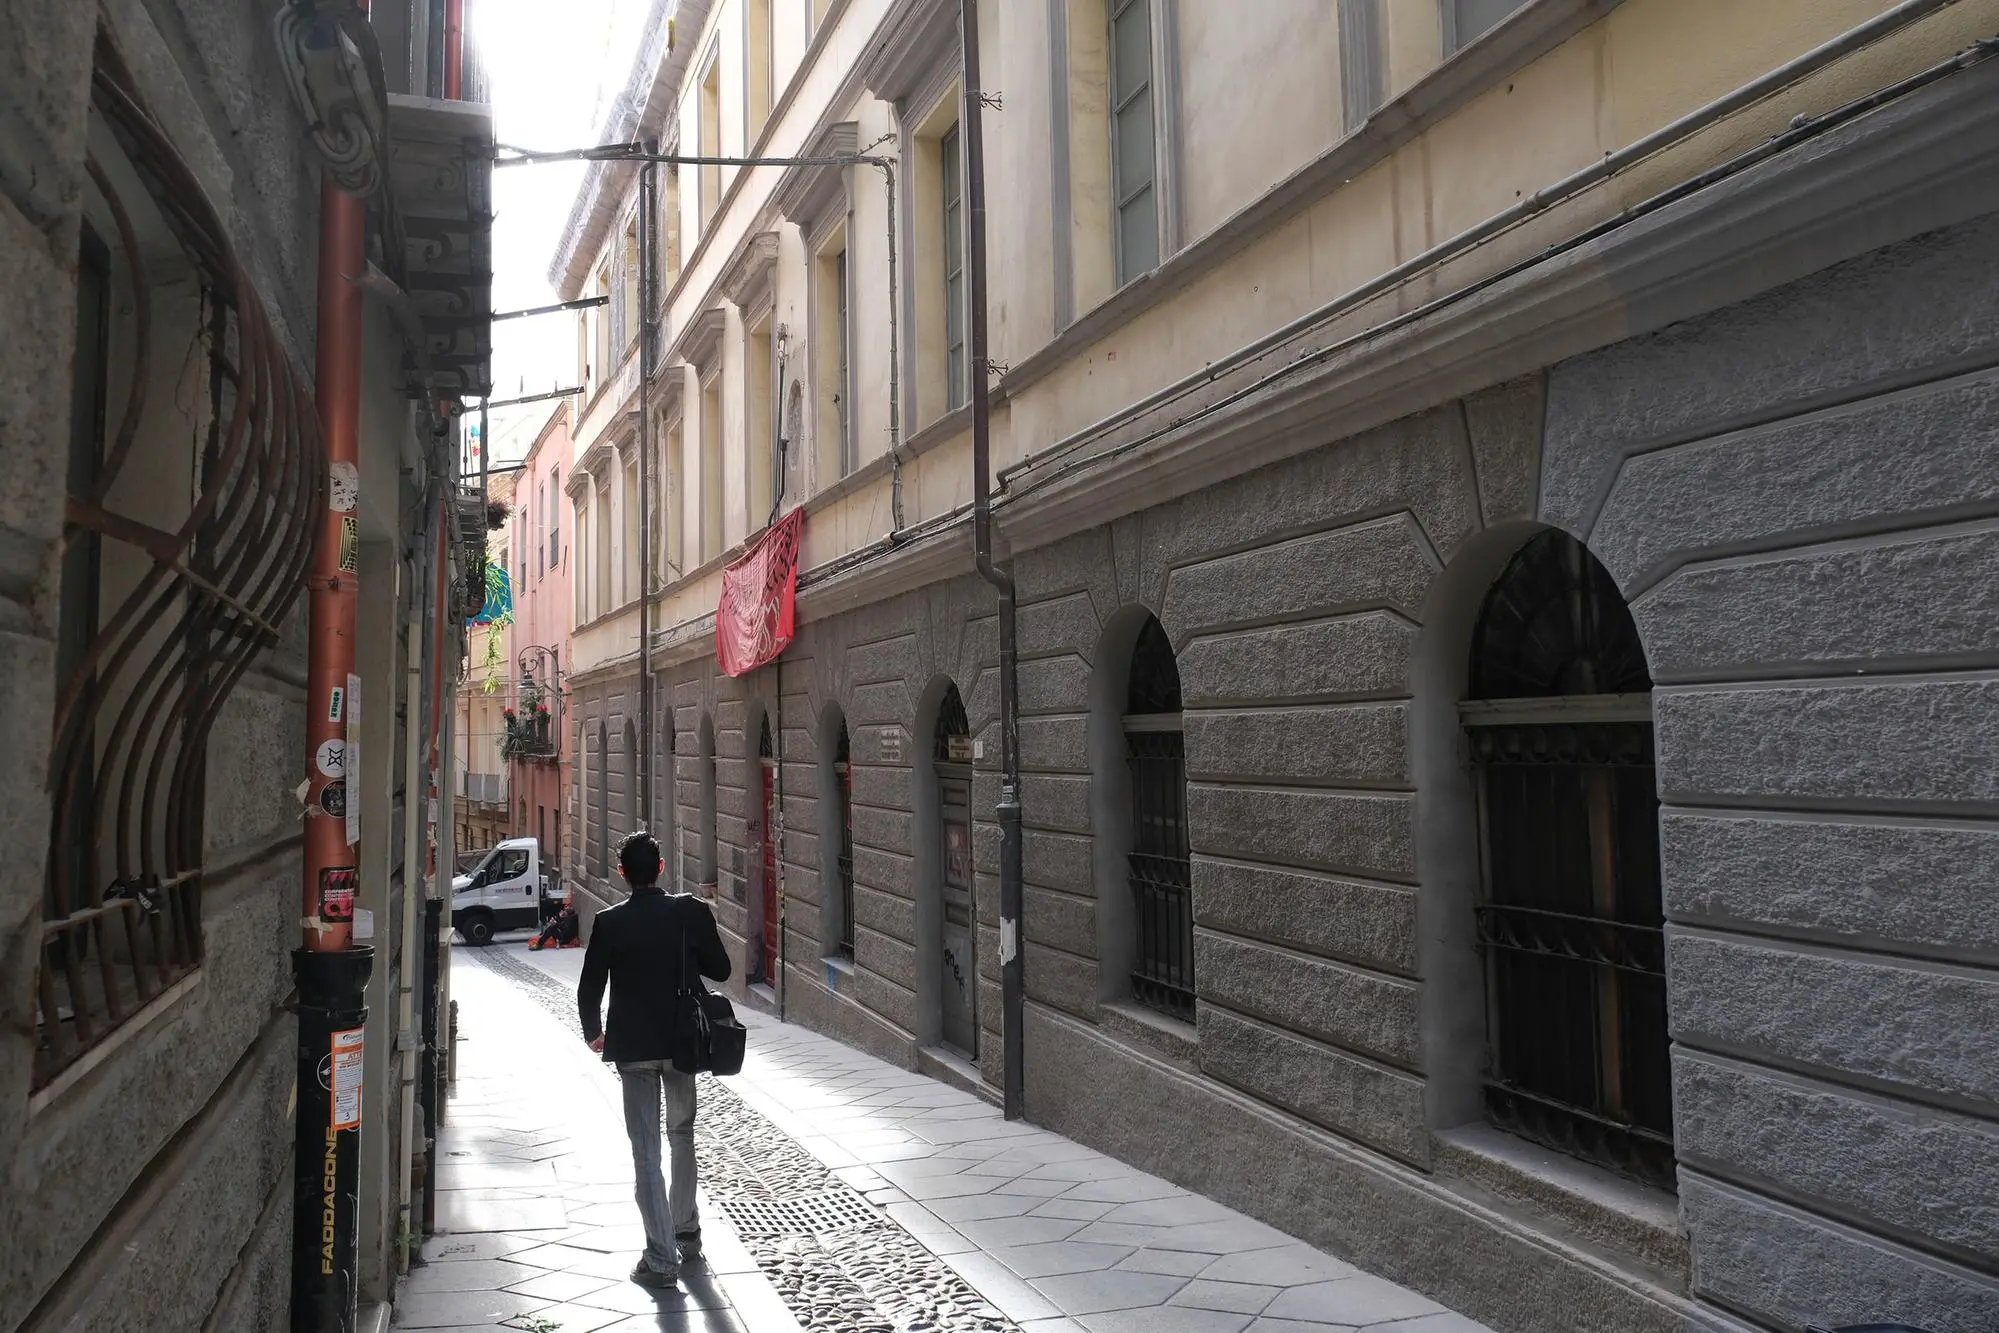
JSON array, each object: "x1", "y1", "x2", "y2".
[{"x1": 617, "y1": 830, "x2": 663, "y2": 887}]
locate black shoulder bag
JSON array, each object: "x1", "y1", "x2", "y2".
[{"x1": 673, "y1": 916, "x2": 746, "y2": 1076}]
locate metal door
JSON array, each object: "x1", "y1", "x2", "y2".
[
  {"x1": 938, "y1": 770, "x2": 977, "y2": 1057},
  {"x1": 759, "y1": 759, "x2": 779, "y2": 982}
]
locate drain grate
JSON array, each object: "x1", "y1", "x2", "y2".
[{"x1": 722, "y1": 1190, "x2": 884, "y2": 1238}]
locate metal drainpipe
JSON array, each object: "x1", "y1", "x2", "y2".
[
  {"x1": 959, "y1": 0, "x2": 1024, "y2": 1120},
  {"x1": 639, "y1": 142, "x2": 657, "y2": 837},
  {"x1": 293, "y1": 3, "x2": 375, "y2": 1321},
  {"x1": 395, "y1": 544, "x2": 430, "y2": 1274}
]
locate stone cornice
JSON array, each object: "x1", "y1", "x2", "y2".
[
  {"x1": 719, "y1": 230, "x2": 780, "y2": 313},
  {"x1": 548, "y1": 0, "x2": 707, "y2": 299},
  {"x1": 998, "y1": 0, "x2": 1627, "y2": 403},
  {"x1": 995, "y1": 52, "x2": 1999, "y2": 557},
  {"x1": 677, "y1": 307, "x2": 729, "y2": 372},
  {"x1": 860, "y1": 0, "x2": 958, "y2": 108},
  {"x1": 772, "y1": 122, "x2": 859, "y2": 233},
  {"x1": 652, "y1": 367, "x2": 686, "y2": 424}
]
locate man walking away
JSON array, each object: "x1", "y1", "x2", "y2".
[{"x1": 578, "y1": 831, "x2": 731, "y2": 1289}]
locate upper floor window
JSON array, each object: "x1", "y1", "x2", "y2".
[
  {"x1": 1109, "y1": 0, "x2": 1158, "y2": 284},
  {"x1": 699, "y1": 51, "x2": 723, "y2": 230},
  {"x1": 748, "y1": 0, "x2": 775, "y2": 141},
  {"x1": 547, "y1": 467, "x2": 561, "y2": 571},
  {"x1": 1443, "y1": 0, "x2": 1528, "y2": 54},
  {"x1": 1463, "y1": 528, "x2": 1674, "y2": 1191},
  {"x1": 941, "y1": 122, "x2": 966, "y2": 412}
]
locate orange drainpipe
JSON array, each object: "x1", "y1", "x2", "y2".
[
  {"x1": 302, "y1": 160, "x2": 367, "y2": 951},
  {"x1": 292, "y1": 5, "x2": 375, "y2": 1327},
  {"x1": 444, "y1": 0, "x2": 464, "y2": 100}
]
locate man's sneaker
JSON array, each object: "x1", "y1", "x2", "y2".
[
  {"x1": 630, "y1": 1262, "x2": 679, "y2": 1290},
  {"x1": 676, "y1": 1230, "x2": 703, "y2": 1264}
]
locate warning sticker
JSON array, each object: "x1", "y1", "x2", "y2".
[
  {"x1": 338, "y1": 516, "x2": 359, "y2": 572},
  {"x1": 330, "y1": 1028, "x2": 364, "y2": 1130}
]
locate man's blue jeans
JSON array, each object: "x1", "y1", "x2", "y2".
[{"x1": 617, "y1": 1059, "x2": 699, "y2": 1275}]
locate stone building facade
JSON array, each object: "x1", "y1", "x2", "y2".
[{"x1": 557, "y1": 2, "x2": 1999, "y2": 1331}]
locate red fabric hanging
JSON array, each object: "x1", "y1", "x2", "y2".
[{"x1": 716, "y1": 507, "x2": 806, "y2": 677}]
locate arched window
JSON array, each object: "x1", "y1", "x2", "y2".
[
  {"x1": 834, "y1": 719, "x2": 854, "y2": 957},
  {"x1": 1463, "y1": 529, "x2": 1673, "y2": 1190},
  {"x1": 1123, "y1": 615, "x2": 1191, "y2": 1020},
  {"x1": 698, "y1": 715, "x2": 718, "y2": 890},
  {"x1": 622, "y1": 719, "x2": 639, "y2": 842},
  {"x1": 928, "y1": 680, "x2": 978, "y2": 1057},
  {"x1": 595, "y1": 720, "x2": 609, "y2": 878}
]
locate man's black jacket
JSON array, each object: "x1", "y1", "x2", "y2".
[{"x1": 577, "y1": 887, "x2": 731, "y2": 1064}]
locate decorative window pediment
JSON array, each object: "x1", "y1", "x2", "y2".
[
  {"x1": 861, "y1": 0, "x2": 959, "y2": 108},
  {"x1": 774, "y1": 121, "x2": 859, "y2": 248},
  {"x1": 679, "y1": 306, "x2": 728, "y2": 373},
  {"x1": 719, "y1": 230, "x2": 780, "y2": 318}
]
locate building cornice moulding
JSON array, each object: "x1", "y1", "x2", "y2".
[
  {"x1": 860, "y1": 0, "x2": 958, "y2": 107},
  {"x1": 719, "y1": 230, "x2": 780, "y2": 311},
  {"x1": 995, "y1": 53, "x2": 1999, "y2": 557},
  {"x1": 676, "y1": 306, "x2": 729, "y2": 371},
  {"x1": 773, "y1": 121, "x2": 859, "y2": 232},
  {"x1": 1001, "y1": 0, "x2": 1626, "y2": 400},
  {"x1": 550, "y1": 0, "x2": 708, "y2": 299}
]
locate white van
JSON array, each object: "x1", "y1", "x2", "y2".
[{"x1": 451, "y1": 837, "x2": 550, "y2": 945}]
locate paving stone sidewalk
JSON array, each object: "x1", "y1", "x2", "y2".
[
  {"x1": 397, "y1": 951, "x2": 801, "y2": 1332},
  {"x1": 478, "y1": 941, "x2": 1493, "y2": 1333}
]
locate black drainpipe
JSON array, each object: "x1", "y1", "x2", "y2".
[{"x1": 960, "y1": 0, "x2": 1024, "y2": 1121}]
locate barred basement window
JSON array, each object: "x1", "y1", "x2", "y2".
[
  {"x1": 1124, "y1": 615, "x2": 1191, "y2": 1022},
  {"x1": 1463, "y1": 529, "x2": 1675, "y2": 1191},
  {"x1": 595, "y1": 721, "x2": 609, "y2": 876},
  {"x1": 835, "y1": 722, "x2": 855, "y2": 958},
  {"x1": 40, "y1": 46, "x2": 321, "y2": 1089}
]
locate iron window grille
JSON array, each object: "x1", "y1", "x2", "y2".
[
  {"x1": 39, "y1": 42, "x2": 323, "y2": 1090},
  {"x1": 1465, "y1": 530, "x2": 1675, "y2": 1192},
  {"x1": 835, "y1": 724, "x2": 855, "y2": 958},
  {"x1": 933, "y1": 682, "x2": 970, "y2": 763},
  {"x1": 1124, "y1": 616, "x2": 1192, "y2": 1022}
]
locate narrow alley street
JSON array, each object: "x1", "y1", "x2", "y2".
[{"x1": 410, "y1": 943, "x2": 1492, "y2": 1333}]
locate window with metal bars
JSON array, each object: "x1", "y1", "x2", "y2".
[
  {"x1": 595, "y1": 721, "x2": 609, "y2": 877},
  {"x1": 835, "y1": 722, "x2": 855, "y2": 957},
  {"x1": 933, "y1": 681, "x2": 970, "y2": 763},
  {"x1": 39, "y1": 47, "x2": 321, "y2": 1089},
  {"x1": 941, "y1": 123, "x2": 966, "y2": 412},
  {"x1": 1123, "y1": 616, "x2": 1192, "y2": 1021},
  {"x1": 1464, "y1": 529, "x2": 1675, "y2": 1191}
]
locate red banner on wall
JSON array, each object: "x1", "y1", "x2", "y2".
[{"x1": 716, "y1": 507, "x2": 806, "y2": 677}]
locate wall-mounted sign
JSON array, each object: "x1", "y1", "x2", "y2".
[
  {"x1": 878, "y1": 728, "x2": 904, "y2": 764},
  {"x1": 945, "y1": 735, "x2": 973, "y2": 763}
]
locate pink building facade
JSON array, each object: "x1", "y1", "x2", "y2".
[{"x1": 505, "y1": 405, "x2": 575, "y2": 889}]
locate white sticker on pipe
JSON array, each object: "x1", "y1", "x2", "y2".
[
  {"x1": 329, "y1": 461, "x2": 360, "y2": 513},
  {"x1": 315, "y1": 738, "x2": 346, "y2": 778},
  {"x1": 352, "y1": 907, "x2": 375, "y2": 940},
  {"x1": 1000, "y1": 917, "x2": 1018, "y2": 965}
]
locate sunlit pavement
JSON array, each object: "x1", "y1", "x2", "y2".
[
  {"x1": 399, "y1": 951, "x2": 797, "y2": 1332},
  {"x1": 439, "y1": 941, "x2": 1493, "y2": 1333}
]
